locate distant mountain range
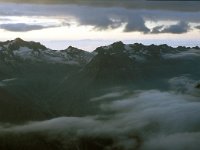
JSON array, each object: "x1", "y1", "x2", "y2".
[
  {"x1": 0, "y1": 38, "x2": 200, "y2": 123},
  {"x1": 1, "y1": 38, "x2": 199, "y2": 66},
  {"x1": 0, "y1": 38, "x2": 93, "y2": 65}
]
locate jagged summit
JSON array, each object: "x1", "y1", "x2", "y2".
[
  {"x1": 64, "y1": 46, "x2": 85, "y2": 53},
  {"x1": 94, "y1": 41, "x2": 124, "y2": 52},
  {"x1": 111, "y1": 41, "x2": 124, "y2": 46}
]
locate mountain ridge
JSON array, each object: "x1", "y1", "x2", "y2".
[
  {"x1": 1, "y1": 38, "x2": 200, "y2": 54},
  {"x1": 1, "y1": 38, "x2": 200, "y2": 65}
]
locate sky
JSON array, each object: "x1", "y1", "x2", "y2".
[{"x1": 0, "y1": 0, "x2": 200, "y2": 51}]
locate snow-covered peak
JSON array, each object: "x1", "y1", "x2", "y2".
[{"x1": 0, "y1": 39, "x2": 94, "y2": 65}]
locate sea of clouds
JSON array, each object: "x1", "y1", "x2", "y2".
[{"x1": 0, "y1": 76, "x2": 199, "y2": 150}]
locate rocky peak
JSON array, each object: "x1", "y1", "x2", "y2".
[
  {"x1": 111, "y1": 41, "x2": 124, "y2": 48},
  {"x1": 65, "y1": 46, "x2": 84, "y2": 53},
  {"x1": 14, "y1": 37, "x2": 24, "y2": 43},
  {"x1": 3, "y1": 38, "x2": 47, "y2": 52},
  {"x1": 94, "y1": 41, "x2": 126, "y2": 55}
]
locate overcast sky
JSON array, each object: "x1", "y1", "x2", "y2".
[{"x1": 0, "y1": 0, "x2": 200, "y2": 51}]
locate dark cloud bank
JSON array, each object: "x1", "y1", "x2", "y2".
[{"x1": 0, "y1": 3, "x2": 200, "y2": 34}]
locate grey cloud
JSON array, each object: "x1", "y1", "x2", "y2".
[
  {"x1": 151, "y1": 25, "x2": 163, "y2": 33},
  {"x1": 71, "y1": 7, "x2": 178, "y2": 34},
  {"x1": 169, "y1": 76, "x2": 195, "y2": 92},
  {"x1": 76, "y1": 10, "x2": 150, "y2": 33},
  {"x1": 161, "y1": 21, "x2": 189, "y2": 33},
  {"x1": 76, "y1": 12, "x2": 118, "y2": 30},
  {"x1": 151, "y1": 21, "x2": 190, "y2": 34},
  {"x1": 124, "y1": 15, "x2": 150, "y2": 33},
  {"x1": 168, "y1": 76, "x2": 200, "y2": 96},
  {"x1": 0, "y1": 23, "x2": 58, "y2": 32}
]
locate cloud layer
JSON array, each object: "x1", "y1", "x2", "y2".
[{"x1": 0, "y1": 83, "x2": 199, "y2": 150}]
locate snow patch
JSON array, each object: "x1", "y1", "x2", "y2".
[
  {"x1": 129, "y1": 54, "x2": 146, "y2": 62},
  {"x1": 13, "y1": 47, "x2": 33, "y2": 58}
]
